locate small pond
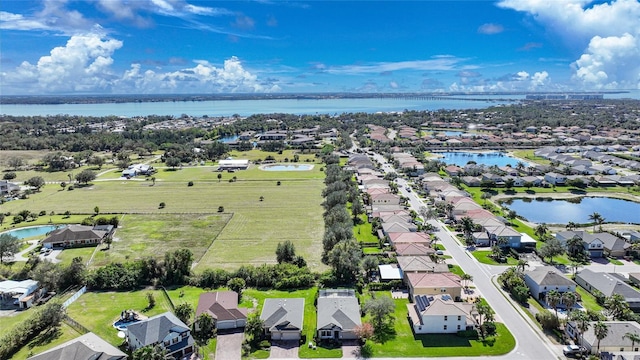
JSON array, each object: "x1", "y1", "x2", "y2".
[
  {"x1": 502, "y1": 197, "x2": 640, "y2": 225},
  {"x1": 437, "y1": 151, "x2": 527, "y2": 167},
  {"x1": 219, "y1": 135, "x2": 239, "y2": 143},
  {"x1": 1, "y1": 225, "x2": 64, "y2": 239},
  {"x1": 261, "y1": 164, "x2": 314, "y2": 171}
]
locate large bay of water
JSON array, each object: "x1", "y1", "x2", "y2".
[
  {"x1": 0, "y1": 95, "x2": 524, "y2": 117},
  {"x1": 503, "y1": 197, "x2": 640, "y2": 225}
]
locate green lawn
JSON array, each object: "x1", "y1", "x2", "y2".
[
  {"x1": 575, "y1": 286, "x2": 603, "y2": 313},
  {"x1": 365, "y1": 294, "x2": 515, "y2": 357},
  {"x1": 510, "y1": 150, "x2": 551, "y2": 166},
  {"x1": 471, "y1": 251, "x2": 518, "y2": 266},
  {"x1": 10, "y1": 323, "x2": 84, "y2": 360},
  {"x1": 354, "y1": 214, "x2": 379, "y2": 244},
  {"x1": 1, "y1": 162, "x2": 326, "y2": 271},
  {"x1": 66, "y1": 289, "x2": 173, "y2": 346}
]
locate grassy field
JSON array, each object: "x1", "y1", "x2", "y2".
[
  {"x1": 471, "y1": 251, "x2": 519, "y2": 266},
  {"x1": 510, "y1": 149, "x2": 551, "y2": 166},
  {"x1": 575, "y1": 286, "x2": 603, "y2": 313},
  {"x1": 11, "y1": 323, "x2": 84, "y2": 360},
  {"x1": 1, "y1": 159, "x2": 326, "y2": 270},
  {"x1": 66, "y1": 290, "x2": 173, "y2": 346},
  {"x1": 364, "y1": 294, "x2": 516, "y2": 357}
]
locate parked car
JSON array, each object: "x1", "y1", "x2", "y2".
[{"x1": 562, "y1": 345, "x2": 587, "y2": 357}]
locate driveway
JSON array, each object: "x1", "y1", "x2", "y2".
[
  {"x1": 215, "y1": 330, "x2": 243, "y2": 360},
  {"x1": 269, "y1": 340, "x2": 298, "y2": 359},
  {"x1": 341, "y1": 340, "x2": 360, "y2": 359}
]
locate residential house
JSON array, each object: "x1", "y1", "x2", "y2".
[
  {"x1": 0, "y1": 279, "x2": 41, "y2": 309},
  {"x1": 580, "y1": 321, "x2": 640, "y2": 354},
  {"x1": 125, "y1": 312, "x2": 195, "y2": 359},
  {"x1": 407, "y1": 294, "x2": 476, "y2": 334},
  {"x1": 523, "y1": 266, "x2": 577, "y2": 301},
  {"x1": 486, "y1": 225, "x2": 522, "y2": 249},
  {"x1": 370, "y1": 193, "x2": 400, "y2": 205},
  {"x1": 27, "y1": 332, "x2": 127, "y2": 360},
  {"x1": 544, "y1": 172, "x2": 567, "y2": 185},
  {"x1": 260, "y1": 298, "x2": 304, "y2": 340},
  {"x1": 0, "y1": 180, "x2": 20, "y2": 196},
  {"x1": 406, "y1": 272, "x2": 463, "y2": 300},
  {"x1": 555, "y1": 231, "x2": 618, "y2": 258},
  {"x1": 394, "y1": 243, "x2": 435, "y2": 256},
  {"x1": 195, "y1": 291, "x2": 247, "y2": 330},
  {"x1": 41, "y1": 225, "x2": 114, "y2": 249},
  {"x1": 382, "y1": 221, "x2": 417, "y2": 235},
  {"x1": 575, "y1": 269, "x2": 640, "y2": 310},
  {"x1": 387, "y1": 232, "x2": 431, "y2": 245},
  {"x1": 316, "y1": 289, "x2": 362, "y2": 340},
  {"x1": 397, "y1": 256, "x2": 449, "y2": 275}
]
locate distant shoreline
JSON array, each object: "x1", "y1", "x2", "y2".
[{"x1": 0, "y1": 91, "x2": 622, "y2": 105}]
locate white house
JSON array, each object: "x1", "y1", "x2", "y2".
[
  {"x1": 544, "y1": 172, "x2": 567, "y2": 185},
  {"x1": 523, "y1": 266, "x2": 577, "y2": 301},
  {"x1": 407, "y1": 294, "x2": 476, "y2": 334}
]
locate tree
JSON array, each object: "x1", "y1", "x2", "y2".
[
  {"x1": 174, "y1": 302, "x2": 194, "y2": 325},
  {"x1": 146, "y1": 292, "x2": 156, "y2": 309},
  {"x1": 0, "y1": 234, "x2": 20, "y2": 264},
  {"x1": 354, "y1": 322, "x2": 375, "y2": 341},
  {"x1": 516, "y1": 259, "x2": 529, "y2": 272},
  {"x1": 326, "y1": 240, "x2": 362, "y2": 284},
  {"x1": 566, "y1": 221, "x2": 578, "y2": 231},
  {"x1": 623, "y1": 332, "x2": 640, "y2": 352},
  {"x1": 474, "y1": 300, "x2": 495, "y2": 328},
  {"x1": 570, "y1": 310, "x2": 590, "y2": 346},
  {"x1": 151, "y1": 177, "x2": 156, "y2": 185},
  {"x1": 60, "y1": 181, "x2": 67, "y2": 191},
  {"x1": 0, "y1": 213, "x2": 4, "y2": 226},
  {"x1": 538, "y1": 238, "x2": 564, "y2": 264},
  {"x1": 594, "y1": 321, "x2": 609, "y2": 354},
  {"x1": 276, "y1": 240, "x2": 296, "y2": 264},
  {"x1": 132, "y1": 345, "x2": 171, "y2": 360},
  {"x1": 351, "y1": 198, "x2": 364, "y2": 223},
  {"x1": 364, "y1": 296, "x2": 395, "y2": 336},
  {"x1": 461, "y1": 273, "x2": 473, "y2": 290},
  {"x1": 589, "y1": 212, "x2": 605, "y2": 232},
  {"x1": 75, "y1": 169, "x2": 96, "y2": 185},
  {"x1": 504, "y1": 178, "x2": 515, "y2": 191},
  {"x1": 166, "y1": 157, "x2": 181, "y2": 169},
  {"x1": 534, "y1": 223, "x2": 549, "y2": 240},
  {"x1": 193, "y1": 313, "x2": 215, "y2": 342},
  {"x1": 217, "y1": 173, "x2": 222, "y2": 182},
  {"x1": 566, "y1": 235, "x2": 587, "y2": 260},
  {"x1": 8, "y1": 157, "x2": 23, "y2": 170},
  {"x1": 546, "y1": 290, "x2": 561, "y2": 318},
  {"x1": 94, "y1": 206, "x2": 100, "y2": 216},
  {"x1": 562, "y1": 291, "x2": 577, "y2": 314},
  {"x1": 227, "y1": 277, "x2": 246, "y2": 301},
  {"x1": 245, "y1": 313, "x2": 264, "y2": 343},
  {"x1": 604, "y1": 293, "x2": 630, "y2": 320},
  {"x1": 3, "y1": 172, "x2": 16, "y2": 180},
  {"x1": 460, "y1": 216, "x2": 475, "y2": 246},
  {"x1": 25, "y1": 176, "x2": 45, "y2": 191},
  {"x1": 88, "y1": 156, "x2": 105, "y2": 169},
  {"x1": 361, "y1": 255, "x2": 379, "y2": 279}
]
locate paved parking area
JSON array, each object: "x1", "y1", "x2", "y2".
[
  {"x1": 215, "y1": 331, "x2": 243, "y2": 360},
  {"x1": 270, "y1": 340, "x2": 299, "y2": 359}
]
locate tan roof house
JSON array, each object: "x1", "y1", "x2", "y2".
[{"x1": 406, "y1": 272, "x2": 463, "y2": 300}]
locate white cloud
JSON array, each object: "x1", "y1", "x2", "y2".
[
  {"x1": 531, "y1": 71, "x2": 549, "y2": 87},
  {"x1": 449, "y1": 69, "x2": 551, "y2": 92},
  {"x1": 478, "y1": 23, "x2": 504, "y2": 35},
  {"x1": 0, "y1": 1, "x2": 94, "y2": 34},
  {"x1": 1, "y1": 32, "x2": 277, "y2": 94},
  {"x1": 515, "y1": 71, "x2": 529, "y2": 81},
  {"x1": 326, "y1": 58, "x2": 466, "y2": 75},
  {"x1": 498, "y1": 0, "x2": 640, "y2": 89}
]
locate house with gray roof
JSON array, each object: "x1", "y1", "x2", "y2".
[
  {"x1": 556, "y1": 231, "x2": 609, "y2": 258},
  {"x1": 317, "y1": 289, "x2": 362, "y2": 341},
  {"x1": 406, "y1": 294, "x2": 476, "y2": 334},
  {"x1": 523, "y1": 266, "x2": 577, "y2": 301},
  {"x1": 27, "y1": 332, "x2": 127, "y2": 360},
  {"x1": 575, "y1": 269, "x2": 640, "y2": 310},
  {"x1": 580, "y1": 321, "x2": 640, "y2": 354},
  {"x1": 260, "y1": 298, "x2": 304, "y2": 341},
  {"x1": 397, "y1": 256, "x2": 449, "y2": 274},
  {"x1": 125, "y1": 312, "x2": 194, "y2": 359}
]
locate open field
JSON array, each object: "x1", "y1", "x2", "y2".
[
  {"x1": 1, "y1": 161, "x2": 326, "y2": 270},
  {"x1": 89, "y1": 213, "x2": 232, "y2": 267}
]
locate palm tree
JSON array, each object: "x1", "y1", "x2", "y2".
[
  {"x1": 562, "y1": 292, "x2": 577, "y2": 314},
  {"x1": 570, "y1": 310, "x2": 590, "y2": 346},
  {"x1": 516, "y1": 259, "x2": 529, "y2": 273},
  {"x1": 461, "y1": 273, "x2": 473, "y2": 290},
  {"x1": 516, "y1": 161, "x2": 525, "y2": 173},
  {"x1": 480, "y1": 192, "x2": 491, "y2": 205},
  {"x1": 460, "y1": 216, "x2": 475, "y2": 246},
  {"x1": 604, "y1": 293, "x2": 630, "y2": 320},
  {"x1": 567, "y1": 235, "x2": 586, "y2": 259},
  {"x1": 594, "y1": 321, "x2": 609, "y2": 354},
  {"x1": 566, "y1": 221, "x2": 578, "y2": 231},
  {"x1": 569, "y1": 261, "x2": 582, "y2": 278},
  {"x1": 623, "y1": 332, "x2": 640, "y2": 352},
  {"x1": 589, "y1": 212, "x2": 604, "y2": 232},
  {"x1": 546, "y1": 290, "x2": 562, "y2": 318},
  {"x1": 534, "y1": 223, "x2": 549, "y2": 240},
  {"x1": 444, "y1": 203, "x2": 455, "y2": 220}
]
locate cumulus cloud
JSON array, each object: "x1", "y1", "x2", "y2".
[
  {"x1": 498, "y1": 0, "x2": 640, "y2": 89},
  {"x1": 478, "y1": 23, "x2": 504, "y2": 34},
  {"x1": 2, "y1": 31, "x2": 123, "y2": 93},
  {"x1": 450, "y1": 69, "x2": 551, "y2": 92},
  {"x1": 1, "y1": 31, "x2": 279, "y2": 94}
]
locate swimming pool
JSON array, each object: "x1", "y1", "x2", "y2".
[
  {"x1": 261, "y1": 164, "x2": 315, "y2": 171},
  {"x1": 1, "y1": 225, "x2": 64, "y2": 239}
]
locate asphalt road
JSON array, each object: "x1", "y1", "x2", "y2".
[{"x1": 375, "y1": 154, "x2": 563, "y2": 360}]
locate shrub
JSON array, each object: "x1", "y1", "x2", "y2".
[
  {"x1": 38, "y1": 210, "x2": 47, "y2": 216},
  {"x1": 218, "y1": 206, "x2": 224, "y2": 212},
  {"x1": 457, "y1": 329, "x2": 479, "y2": 339},
  {"x1": 259, "y1": 340, "x2": 271, "y2": 349},
  {"x1": 67, "y1": 186, "x2": 74, "y2": 191},
  {"x1": 481, "y1": 321, "x2": 497, "y2": 336},
  {"x1": 535, "y1": 310, "x2": 559, "y2": 330},
  {"x1": 159, "y1": 202, "x2": 166, "y2": 209},
  {"x1": 188, "y1": 181, "x2": 194, "y2": 187},
  {"x1": 3, "y1": 172, "x2": 16, "y2": 180}
]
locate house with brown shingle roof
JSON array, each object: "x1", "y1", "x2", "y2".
[
  {"x1": 41, "y1": 225, "x2": 113, "y2": 249},
  {"x1": 406, "y1": 272, "x2": 463, "y2": 300},
  {"x1": 195, "y1": 291, "x2": 247, "y2": 330}
]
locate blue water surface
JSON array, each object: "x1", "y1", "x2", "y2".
[{"x1": 1, "y1": 225, "x2": 64, "y2": 239}]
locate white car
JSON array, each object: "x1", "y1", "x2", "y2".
[{"x1": 562, "y1": 345, "x2": 586, "y2": 357}]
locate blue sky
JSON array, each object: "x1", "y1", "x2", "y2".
[{"x1": 1, "y1": 0, "x2": 639, "y2": 95}]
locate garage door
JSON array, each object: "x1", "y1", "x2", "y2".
[{"x1": 281, "y1": 331, "x2": 300, "y2": 341}]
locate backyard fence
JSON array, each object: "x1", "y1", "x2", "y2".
[
  {"x1": 161, "y1": 286, "x2": 175, "y2": 311},
  {"x1": 62, "y1": 286, "x2": 86, "y2": 309},
  {"x1": 63, "y1": 315, "x2": 90, "y2": 335}
]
